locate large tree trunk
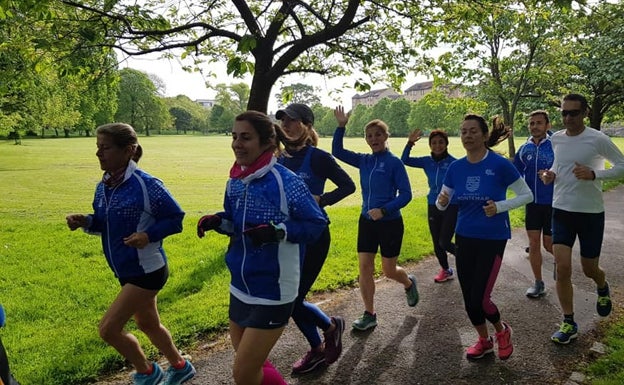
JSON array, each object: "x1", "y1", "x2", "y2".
[
  {"x1": 590, "y1": 96, "x2": 603, "y2": 131},
  {"x1": 247, "y1": 71, "x2": 275, "y2": 114}
]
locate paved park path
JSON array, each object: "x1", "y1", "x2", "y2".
[{"x1": 98, "y1": 185, "x2": 624, "y2": 385}]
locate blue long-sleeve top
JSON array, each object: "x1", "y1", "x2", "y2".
[
  {"x1": 332, "y1": 127, "x2": 412, "y2": 220},
  {"x1": 278, "y1": 145, "x2": 356, "y2": 222},
  {"x1": 512, "y1": 136, "x2": 554, "y2": 205},
  {"x1": 86, "y1": 161, "x2": 184, "y2": 279},
  {"x1": 401, "y1": 144, "x2": 457, "y2": 205},
  {"x1": 213, "y1": 157, "x2": 327, "y2": 305}
]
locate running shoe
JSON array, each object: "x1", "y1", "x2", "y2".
[
  {"x1": 162, "y1": 359, "x2": 196, "y2": 385},
  {"x1": 495, "y1": 322, "x2": 513, "y2": 360},
  {"x1": 525, "y1": 280, "x2": 545, "y2": 298},
  {"x1": 133, "y1": 362, "x2": 163, "y2": 385},
  {"x1": 465, "y1": 336, "x2": 494, "y2": 360},
  {"x1": 551, "y1": 320, "x2": 578, "y2": 344},
  {"x1": 323, "y1": 316, "x2": 345, "y2": 364},
  {"x1": 292, "y1": 349, "x2": 326, "y2": 374},
  {"x1": 434, "y1": 268, "x2": 454, "y2": 283},
  {"x1": 597, "y1": 282, "x2": 612, "y2": 317},
  {"x1": 352, "y1": 311, "x2": 377, "y2": 331},
  {"x1": 406, "y1": 275, "x2": 420, "y2": 307}
]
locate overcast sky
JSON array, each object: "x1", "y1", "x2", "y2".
[{"x1": 117, "y1": 50, "x2": 427, "y2": 114}]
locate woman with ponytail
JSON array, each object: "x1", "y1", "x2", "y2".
[
  {"x1": 436, "y1": 115, "x2": 532, "y2": 362},
  {"x1": 66, "y1": 123, "x2": 195, "y2": 385},
  {"x1": 275, "y1": 103, "x2": 355, "y2": 374}
]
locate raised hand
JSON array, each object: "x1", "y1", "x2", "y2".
[
  {"x1": 408, "y1": 129, "x2": 423, "y2": 144},
  {"x1": 334, "y1": 106, "x2": 349, "y2": 127}
]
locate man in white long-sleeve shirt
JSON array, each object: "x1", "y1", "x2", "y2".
[{"x1": 540, "y1": 93, "x2": 624, "y2": 345}]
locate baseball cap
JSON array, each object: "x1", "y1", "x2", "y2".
[{"x1": 275, "y1": 103, "x2": 315, "y2": 125}]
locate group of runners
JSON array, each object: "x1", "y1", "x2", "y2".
[{"x1": 1, "y1": 92, "x2": 619, "y2": 385}]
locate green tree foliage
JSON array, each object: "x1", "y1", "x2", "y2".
[
  {"x1": 385, "y1": 98, "x2": 412, "y2": 137},
  {"x1": 59, "y1": 0, "x2": 426, "y2": 112},
  {"x1": 569, "y1": 2, "x2": 624, "y2": 130},
  {"x1": 209, "y1": 105, "x2": 236, "y2": 134},
  {"x1": 214, "y1": 82, "x2": 250, "y2": 115},
  {"x1": 275, "y1": 83, "x2": 322, "y2": 108},
  {"x1": 416, "y1": 1, "x2": 573, "y2": 156},
  {"x1": 408, "y1": 91, "x2": 487, "y2": 136},
  {"x1": 115, "y1": 68, "x2": 169, "y2": 136},
  {"x1": 347, "y1": 104, "x2": 373, "y2": 137},
  {"x1": 312, "y1": 106, "x2": 338, "y2": 137},
  {"x1": 206, "y1": 82, "x2": 251, "y2": 134},
  {"x1": 170, "y1": 107, "x2": 193, "y2": 134},
  {"x1": 370, "y1": 98, "x2": 393, "y2": 128},
  {"x1": 0, "y1": 1, "x2": 121, "y2": 139},
  {"x1": 165, "y1": 95, "x2": 211, "y2": 133}
]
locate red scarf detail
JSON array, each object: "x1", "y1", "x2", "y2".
[
  {"x1": 229, "y1": 151, "x2": 274, "y2": 179},
  {"x1": 102, "y1": 167, "x2": 127, "y2": 188}
]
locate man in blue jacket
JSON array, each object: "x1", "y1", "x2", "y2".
[{"x1": 513, "y1": 110, "x2": 554, "y2": 298}]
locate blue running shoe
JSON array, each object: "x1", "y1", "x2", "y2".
[
  {"x1": 551, "y1": 320, "x2": 578, "y2": 344},
  {"x1": 133, "y1": 362, "x2": 163, "y2": 385},
  {"x1": 163, "y1": 359, "x2": 196, "y2": 385}
]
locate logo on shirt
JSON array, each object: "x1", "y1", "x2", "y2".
[
  {"x1": 466, "y1": 176, "x2": 480, "y2": 192},
  {"x1": 485, "y1": 169, "x2": 495, "y2": 176}
]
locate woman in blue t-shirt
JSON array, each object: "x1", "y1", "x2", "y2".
[
  {"x1": 402, "y1": 129, "x2": 458, "y2": 283},
  {"x1": 436, "y1": 115, "x2": 532, "y2": 362}
]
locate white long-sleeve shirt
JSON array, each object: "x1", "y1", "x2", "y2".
[{"x1": 550, "y1": 127, "x2": 624, "y2": 213}]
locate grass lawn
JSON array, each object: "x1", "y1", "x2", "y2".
[{"x1": 0, "y1": 135, "x2": 622, "y2": 384}]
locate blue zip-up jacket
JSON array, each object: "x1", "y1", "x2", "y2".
[
  {"x1": 215, "y1": 157, "x2": 327, "y2": 305},
  {"x1": 278, "y1": 145, "x2": 356, "y2": 223},
  {"x1": 332, "y1": 127, "x2": 412, "y2": 219},
  {"x1": 401, "y1": 144, "x2": 457, "y2": 205},
  {"x1": 513, "y1": 136, "x2": 554, "y2": 205},
  {"x1": 86, "y1": 161, "x2": 184, "y2": 279}
]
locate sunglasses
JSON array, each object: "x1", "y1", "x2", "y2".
[{"x1": 561, "y1": 109, "x2": 583, "y2": 117}]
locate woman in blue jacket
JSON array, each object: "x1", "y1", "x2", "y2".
[
  {"x1": 197, "y1": 111, "x2": 327, "y2": 385},
  {"x1": 66, "y1": 123, "x2": 195, "y2": 385},
  {"x1": 332, "y1": 106, "x2": 417, "y2": 332},
  {"x1": 402, "y1": 129, "x2": 458, "y2": 283},
  {"x1": 276, "y1": 103, "x2": 355, "y2": 374}
]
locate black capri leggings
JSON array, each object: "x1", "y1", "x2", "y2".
[{"x1": 455, "y1": 235, "x2": 507, "y2": 326}]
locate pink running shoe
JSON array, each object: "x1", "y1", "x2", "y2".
[
  {"x1": 434, "y1": 268, "x2": 454, "y2": 283},
  {"x1": 496, "y1": 322, "x2": 513, "y2": 360},
  {"x1": 291, "y1": 349, "x2": 325, "y2": 374},
  {"x1": 465, "y1": 336, "x2": 494, "y2": 360}
]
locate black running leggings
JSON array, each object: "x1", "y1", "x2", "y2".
[
  {"x1": 427, "y1": 204, "x2": 457, "y2": 270},
  {"x1": 455, "y1": 235, "x2": 507, "y2": 326}
]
